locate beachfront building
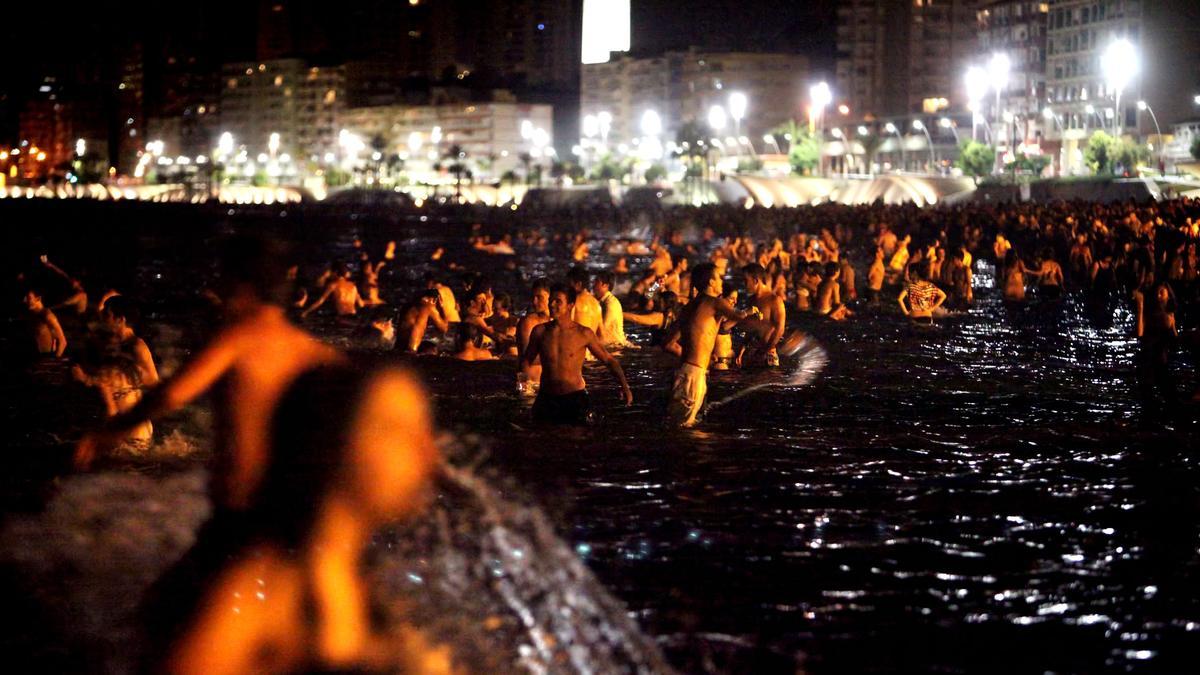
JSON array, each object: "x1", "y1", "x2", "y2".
[
  {"x1": 339, "y1": 99, "x2": 554, "y2": 182},
  {"x1": 580, "y1": 48, "x2": 809, "y2": 157},
  {"x1": 836, "y1": 0, "x2": 982, "y2": 119},
  {"x1": 1041, "y1": 0, "x2": 1200, "y2": 174}
]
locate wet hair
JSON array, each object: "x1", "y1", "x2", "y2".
[
  {"x1": 824, "y1": 262, "x2": 840, "y2": 279},
  {"x1": 690, "y1": 262, "x2": 717, "y2": 291},
  {"x1": 216, "y1": 234, "x2": 293, "y2": 305},
  {"x1": 741, "y1": 263, "x2": 769, "y2": 283},
  {"x1": 531, "y1": 277, "x2": 550, "y2": 293},
  {"x1": 595, "y1": 270, "x2": 614, "y2": 288},
  {"x1": 101, "y1": 295, "x2": 138, "y2": 326},
  {"x1": 550, "y1": 283, "x2": 577, "y2": 304},
  {"x1": 421, "y1": 288, "x2": 439, "y2": 301},
  {"x1": 254, "y1": 365, "x2": 375, "y2": 549},
  {"x1": 333, "y1": 262, "x2": 350, "y2": 277},
  {"x1": 493, "y1": 293, "x2": 512, "y2": 312},
  {"x1": 566, "y1": 266, "x2": 590, "y2": 288}
]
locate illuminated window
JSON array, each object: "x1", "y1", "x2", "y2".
[
  {"x1": 274, "y1": 75, "x2": 283, "y2": 86},
  {"x1": 324, "y1": 90, "x2": 336, "y2": 104}
]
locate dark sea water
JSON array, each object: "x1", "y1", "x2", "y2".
[{"x1": 3, "y1": 201, "x2": 1198, "y2": 674}]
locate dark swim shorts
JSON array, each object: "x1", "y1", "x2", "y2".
[{"x1": 532, "y1": 389, "x2": 592, "y2": 426}]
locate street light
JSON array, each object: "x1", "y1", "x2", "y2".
[
  {"x1": 641, "y1": 110, "x2": 662, "y2": 137},
  {"x1": 884, "y1": 122, "x2": 906, "y2": 171},
  {"x1": 268, "y1": 132, "x2": 280, "y2": 159},
  {"x1": 857, "y1": 125, "x2": 869, "y2": 136},
  {"x1": 729, "y1": 92, "x2": 748, "y2": 137},
  {"x1": 988, "y1": 53, "x2": 1011, "y2": 132},
  {"x1": 597, "y1": 111, "x2": 612, "y2": 147},
  {"x1": 965, "y1": 65, "x2": 989, "y2": 141},
  {"x1": 913, "y1": 119, "x2": 935, "y2": 168},
  {"x1": 939, "y1": 117, "x2": 960, "y2": 145},
  {"x1": 582, "y1": 114, "x2": 599, "y2": 139},
  {"x1": 763, "y1": 133, "x2": 782, "y2": 154},
  {"x1": 809, "y1": 81, "x2": 832, "y2": 134},
  {"x1": 1102, "y1": 38, "x2": 1138, "y2": 136},
  {"x1": 1137, "y1": 100, "x2": 1163, "y2": 170},
  {"x1": 708, "y1": 105, "x2": 727, "y2": 132}
]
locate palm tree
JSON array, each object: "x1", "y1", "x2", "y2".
[{"x1": 444, "y1": 144, "x2": 467, "y2": 198}]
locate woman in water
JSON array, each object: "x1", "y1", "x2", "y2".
[{"x1": 164, "y1": 365, "x2": 451, "y2": 674}]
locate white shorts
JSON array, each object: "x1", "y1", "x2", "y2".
[{"x1": 668, "y1": 363, "x2": 708, "y2": 427}]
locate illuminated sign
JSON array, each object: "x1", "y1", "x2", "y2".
[{"x1": 581, "y1": 0, "x2": 631, "y2": 64}]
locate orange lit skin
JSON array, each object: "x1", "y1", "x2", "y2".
[
  {"x1": 302, "y1": 274, "x2": 365, "y2": 318},
  {"x1": 168, "y1": 369, "x2": 446, "y2": 675},
  {"x1": 521, "y1": 292, "x2": 632, "y2": 405},
  {"x1": 75, "y1": 296, "x2": 343, "y2": 509}
]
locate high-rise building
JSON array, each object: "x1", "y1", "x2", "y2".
[
  {"x1": 340, "y1": 98, "x2": 553, "y2": 179},
  {"x1": 581, "y1": 49, "x2": 809, "y2": 151},
  {"x1": 836, "y1": 0, "x2": 982, "y2": 119},
  {"x1": 1043, "y1": 0, "x2": 1200, "y2": 172},
  {"x1": 976, "y1": 0, "x2": 1049, "y2": 119}
]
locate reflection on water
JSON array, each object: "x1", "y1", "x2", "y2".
[{"x1": 4, "y1": 208, "x2": 1199, "y2": 674}]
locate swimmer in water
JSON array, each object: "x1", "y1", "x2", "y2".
[
  {"x1": 815, "y1": 262, "x2": 852, "y2": 321},
  {"x1": 898, "y1": 264, "x2": 947, "y2": 324},
  {"x1": 664, "y1": 263, "x2": 760, "y2": 427},
  {"x1": 302, "y1": 263, "x2": 365, "y2": 318},
  {"x1": 567, "y1": 266, "x2": 602, "y2": 334},
  {"x1": 739, "y1": 263, "x2": 786, "y2": 367},
  {"x1": 22, "y1": 288, "x2": 68, "y2": 358},
  {"x1": 516, "y1": 278, "x2": 552, "y2": 396},
  {"x1": 398, "y1": 290, "x2": 449, "y2": 353},
  {"x1": 594, "y1": 270, "x2": 635, "y2": 350},
  {"x1": 867, "y1": 247, "x2": 886, "y2": 304},
  {"x1": 520, "y1": 284, "x2": 632, "y2": 425},
  {"x1": 163, "y1": 365, "x2": 450, "y2": 675}
]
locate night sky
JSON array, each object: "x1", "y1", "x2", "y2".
[{"x1": 0, "y1": 0, "x2": 837, "y2": 141}]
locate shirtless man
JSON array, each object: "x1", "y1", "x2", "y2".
[
  {"x1": 516, "y1": 279, "x2": 552, "y2": 396},
  {"x1": 740, "y1": 263, "x2": 786, "y2": 367},
  {"x1": 898, "y1": 265, "x2": 948, "y2": 323},
  {"x1": 76, "y1": 236, "x2": 344, "y2": 512},
  {"x1": 664, "y1": 263, "x2": 759, "y2": 427},
  {"x1": 23, "y1": 289, "x2": 67, "y2": 358},
  {"x1": 424, "y1": 273, "x2": 460, "y2": 323},
  {"x1": 520, "y1": 284, "x2": 632, "y2": 425},
  {"x1": 1032, "y1": 249, "x2": 1065, "y2": 300},
  {"x1": 567, "y1": 267, "x2": 602, "y2": 332},
  {"x1": 815, "y1": 262, "x2": 852, "y2": 321},
  {"x1": 301, "y1": 264, "x2": 364, "y2": 318},
  {"x1": 867, "y1": 248, "x2": 886, "y2": 304},
  {"x1": 398, "y1": 290, "x2": 449, "y2": 353}
]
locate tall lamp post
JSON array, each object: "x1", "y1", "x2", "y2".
[
  {"x1": 729, "y1": 92, "x2": 747, "y2": 150},
  {"x1": 1101, "y1": 38, "x2": 1138, "y2": 137},
  {"x1": 707, "y1": 105, "x2": 727, "y2": 182},
  {"x1": 1137, "y1": 100, "x2": 1163, "y2": 171},
  {"x1": 809, "y1": 82, "x2": 832, "y2": 174},
  {"x1": 885, "y1": 122, "x2": 905, "y2": 171},
  {"x1": 912, "y1": 120, "x2": 935, "y2": 171},
  {"x1": 965, "y1": 66, "x2": 989, "y2": 142},
  {"x1": 939, "y1": 117, "x2": 961, "y2": 145}
]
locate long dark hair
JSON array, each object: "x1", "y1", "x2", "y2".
[{"x1": 251, "y1": 365, "x2": 374, "y2": 550}]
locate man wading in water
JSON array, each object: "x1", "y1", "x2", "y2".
[
  {"x1": 521, "y1": 284, "x2": 632, "y2": 425},
  {"x1": 665, "y1": 263, "x2": 760, "y2": 427}
]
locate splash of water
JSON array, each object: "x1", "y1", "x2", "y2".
[{"x1": 706, "y1": 335, "x2": 829, "y2": 411}]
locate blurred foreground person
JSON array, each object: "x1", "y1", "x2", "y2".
[
  {"x1": 75, "y1": 235, "x2": 344, "y2": 506},
  {"x1": 164, "y1": 365, "x2": 450, "y2": 675}
]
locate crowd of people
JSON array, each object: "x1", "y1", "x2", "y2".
[{"x1": 10, "y1": 195, "x2": 1200, "y2": 671}]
